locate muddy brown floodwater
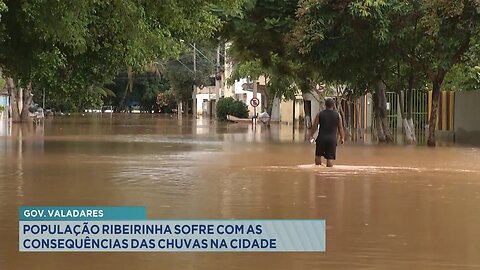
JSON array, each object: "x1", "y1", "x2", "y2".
[{"x1": 0, "y1": 114, "x2": 480, "y2": 269}]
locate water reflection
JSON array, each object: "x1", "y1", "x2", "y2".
[{"x1": 0, "y1": 115, "x2": 479, "y2": 269}]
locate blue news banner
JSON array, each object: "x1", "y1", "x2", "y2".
[{"x1": 19, "y1": 207, "x2": 325, "y2": 252}]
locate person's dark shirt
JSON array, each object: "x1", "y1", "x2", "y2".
[{"x1": 317, "y1": 109, "x2": 339, "y2": 144}]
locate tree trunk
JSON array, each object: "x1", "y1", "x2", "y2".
[
  {"x1": 20, "y1": 84, "x2": 33, "y2": 121},
  {"x1": 336, "y1": 97, "x2": 349, "y2": 139},
  {"x1": 303, "y1": 105, "x2": 311, "y2": 141},
  {"x1": 118, "y1": 67, "x2": 134, "y2": 111},
  {"x1": 7, "y1": 78, "x2": 32, "y2": 123},
  {"x1": 398, "y1": 91, "x2": 414, "y2": 143},
  {"x1": 298, "y1": 81, "x2": 314, "y2": 130},
  {"x1": 405, "y1": 89, "x2": 416, "y2": 142},
  {"x1": 354, "y1": 98, "x2": 363, "y2": 139},
  {"x1": 177, "y1": 100, "x2": 183, "y2": 118},
  {"x1": 373, "y1": 92, "x2": 385, "y2": 141},
  {"x1": 427, "y1": 74, "x2": 445, "y2": 146},
  {"x1": 119, "y1": 89, "x2": 128, "y2": 111},
  {"x1": 302, "y1": 92, "x2": 312, "y2": 129},
  {"x1": 372, "y1": 93, "x2": 380, "y2": 141},
  {"x1": 265, "y1": 98, "x2": 273, "y2": 126},
  {"x1": 301, "y1": 91, "x2": 313, "y2": 141},
  {"x1": 263, "y1": 85, "x2": 273, "y2": 126},
  {"x1": 346, "y1": 100, "x2": 352, "y2": 136},
  {"x1": 373, "y1": 79, "x2": 393, "y2": 142},
  {"x1": 7, "y1": 78, "x2": 20, "y2": 122}
]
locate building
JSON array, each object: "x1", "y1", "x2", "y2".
[
  {"x1": 195, "y1": 49, "x2": 264, "y2": 118},
  {"x1": 0, "y1": 88, "x2": 9, "y2": 119}
]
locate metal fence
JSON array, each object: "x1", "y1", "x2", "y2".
[
  {"x1": 386, "y1": 92, "x2": 399, "y2": 133},
  {"x1": 409, "y1": 91, "x2": 428, "y2": 131},
  {"x1": 385, "y1": 90, "x2": 428, "y2": 142},
  {"x1": 343, "y1": 91, "x2": 428, "y2": 142}
]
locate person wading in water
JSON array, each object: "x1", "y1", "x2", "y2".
[{"x1": 308, "y1": 98, "x2": 345, "y2": 167}]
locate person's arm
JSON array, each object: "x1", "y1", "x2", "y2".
[
  {"x1": 309, "y1": 113, "x2": 319, "y2": 140},
  {"x1": 337, "y1": 113, "x2": 345, "y2": 144}
]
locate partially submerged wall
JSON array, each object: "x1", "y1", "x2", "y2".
[{"x1": 454, "y1": 91, "x2": 480, "y2": 145}]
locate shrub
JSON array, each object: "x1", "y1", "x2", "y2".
[{"x1": 216, "y1": 97, "x2": 249, "y2": 121}]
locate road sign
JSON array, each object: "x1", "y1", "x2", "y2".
[{"x1": 250, "y1": 97, "x2": 259, "y2": 107}]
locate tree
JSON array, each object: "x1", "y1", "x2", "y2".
[
  {"x1": 227, "y1": 56, "x2": 298, "y2": 125},
  {"x1": 399, "y1": 0, "x2": 480, "y2": 146},
  {"x1": 104, "y1": 71, "x2": 168, "y2": 112},
  {"x1": 294, "y1": 0, "x2": 479, "y2": 145},
  {"x1": 444, "y1": 41, "x2": 480, "y2": 91},
  {"x1": 383, "y1": 61, "x2": 428, "y2": 143},
  {"x1": 220, "y1": 0, "x2": 319, "y2": 127},
  {"x1": 444, "y1": 64, "x2": 480, "y2": 91},
  {"x1": 0, "y1": 0, "x2": 244, "y2": 121},
  {"x1": 216, "y1": 97, "x2": 249, "y2": 121},
  {"x1": 294, "y1": 0, "x2": 400, "y2": 142},
  {"x1": 164, "y1": 42, "x2": 217, "y2": 116},
  {"x1": 156, "y1": 89, "x2": 177, "y2": 113},
  {"x1": 43, "y1": 83, "x2": 115, "y2": 113}
]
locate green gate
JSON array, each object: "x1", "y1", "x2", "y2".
[
  {"x1": 409, "y1": 90, "x2": 428, "y2": 131},
  {"x1": 387, "y1": 91, "x2": 428, "y2": 138},
  {"x1": 371, "y1": 91, "x2": 428, "y2": 141},
  {"x1": 386, "y1": 92, "x2": 399, "y2": 134}
]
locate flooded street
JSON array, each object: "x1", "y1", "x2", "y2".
[{"x1": 1, "y1": 115, "x2": 480, "y2": 269}]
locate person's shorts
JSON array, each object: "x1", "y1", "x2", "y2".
[{"x1": 315, "y1": 139, "x2": 337, "y2": 160}]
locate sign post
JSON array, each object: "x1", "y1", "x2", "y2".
[{"x1": 250, "y1": 97, "x2": 259, "y2": 126}]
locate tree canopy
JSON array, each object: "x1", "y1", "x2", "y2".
[
  {"x1": 0, "y1": 0, "x2": 244, "y2": 120},
  {"x1": 293, "y1": 0, "x2": 479, "y2": 144},
  {"x1": 1, "y1": 0, "x2": 478, "y2": 146}
]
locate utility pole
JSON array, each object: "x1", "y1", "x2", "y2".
[
  {"x1": 192, "y1": 43, "x2": 197, "y2": 118},
  {"x1": 215, "y1": 45, "x2": 221, "y2": 112},
  {"x1": 253, "y1": 77, "x2": 258, "y2": 120}
]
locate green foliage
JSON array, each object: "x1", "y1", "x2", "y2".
[
  {"x1": 444, "y1": 42, "x2": 480, "y2": 91},
  {"x1": 227, "y1": 59, "x2": 264, "y2": 84},
  {"x1": 156, "y1": 89, "x2": 177, "y2": 113},
  {"x1": 292, "y1": 0, "x2": 480, "y2": 145},
  {"x1": 444, "y1": 64, "x2": 480, "y2": 91},
  {"x1": 0, "y1": 1, "x2": 6, "y2": 12},
  {"x1": 40, "y1": 83, "x2": 114, "y2": 112},
  {"x1": 294, "y1": 0, "x2": 394, "y2": 87},
  {"x1": 137, "y1": 76, "x2": 168, "y2": 110},
  {"x1": 0, "y1": 0, "x2": 245, "y2": 110},
  {"x1": 221, "y1": 0, "x2": 314, "y2": 111},
  {"x1": 216, "y1": 97, "x2": 249, "y2": 121},
  {"x1": 413, "y1": 0, "x2": 478, "y2": 75},
  {"x1": 293, "y1": 0, "x2": 480, "y2": 94},
  {"x1": 228, "y1": 55, "x2": 298, "y2": 118},
  {"x1": 165, "y1": 42, "x2": 217, "y2": 102},
  {"x1": 127, "y1": 72, "x2": 169, "y2": 111},
  {"x1": 104, "y1": 71, "x2": 169, "y2": 111},
  {"x1": 221, "y1": 0, "x2": 298, "y2": 68}
]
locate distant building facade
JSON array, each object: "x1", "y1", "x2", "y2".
[{"x1": 0, "y1": 88, "x2": 9, "y2": 118}]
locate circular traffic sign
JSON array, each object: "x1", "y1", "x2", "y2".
[{"x1": 250, "y1": 97, "x2": 259, "y2": 107}]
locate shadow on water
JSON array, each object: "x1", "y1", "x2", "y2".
[{"x1": 0, "y1": 114, "x2": 480, "y2": 269}]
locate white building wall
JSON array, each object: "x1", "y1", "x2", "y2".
[
  {"x1": 233, "y1": 79, "x2": 262, "y2": 118},
  {"x1": 271, "y1": 97, "x2": 281, "y2": 122},
  {"x1": 195, "y1": 93, "x2": 209, "y2": 115},
  {"x1": 223, "y1": 44, "x2": 236, "y2": 98}
]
